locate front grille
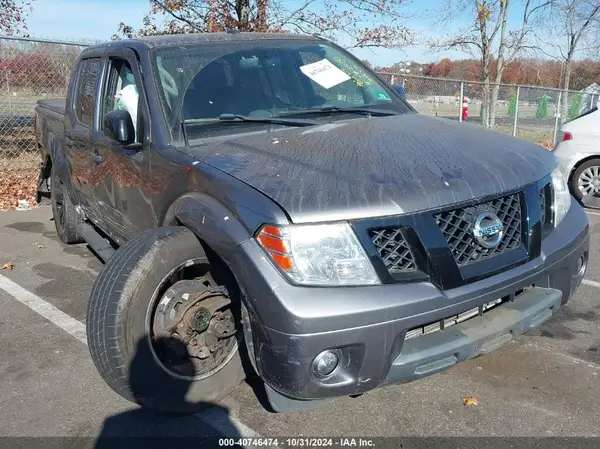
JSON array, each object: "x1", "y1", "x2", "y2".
[
  {"x1": 435, "y1": 193, "x2": 522, "y2": 266},
  {"x1": 370, "y1": 227, "x2": 417, "y2": 274}
]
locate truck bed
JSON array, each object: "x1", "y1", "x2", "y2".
[
  {"x1": 37, "y1": 98, "x2": 66, "y2": 115},
  {"x1": 35, "y1": 98, "x2": 67, "y2": 174}
]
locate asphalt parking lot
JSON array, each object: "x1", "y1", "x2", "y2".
[{"x1": 1, "y1": 205, "x2": 599, "y2": 445}]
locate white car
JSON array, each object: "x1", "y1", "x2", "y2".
[{"x1": 553, "y1": 107, "x2": 600, "y2": 204}]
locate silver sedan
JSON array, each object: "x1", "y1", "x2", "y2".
[{"x1": 552, "y1": 107, "x2": 600, "y2": 204}]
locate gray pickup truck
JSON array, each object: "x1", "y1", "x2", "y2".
[{"x1": 34, "y1": 32, "x2": 589, "y2": 413}]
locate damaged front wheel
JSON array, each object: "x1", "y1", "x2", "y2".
[{"x1": 86, "y1": 226, "x2": 245, "y2": 413}]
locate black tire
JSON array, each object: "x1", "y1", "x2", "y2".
[
  {"x1": 570, "y1": 158, "x2": 600, "y2": 203},
  {"x1": 50, "y1": 165, "x2": 83, "y2": 244},
  {"x1": 86, "y1": 226, "x2": 245, "y2": 413}
]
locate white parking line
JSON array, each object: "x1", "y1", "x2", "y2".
[
  {"x1": 0, "y1": 273, "x2": 87, "y2": 344},
  {"x1": 522, "y1": 342, "x2": 600, "y2": 371},
  {"x1": 197, "y1": 407, "x2": 262, "y2": 438},
  {"x1": 586, "y1": 210, "x2": 600, "y2": 217},
  {"x1": 0, "y1": 272, "x2": 263, "y2": 441},
  {"x1": 582, "y1": 279, "x2": 600, "y2": 289}
]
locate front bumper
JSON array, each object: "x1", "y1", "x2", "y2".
[
  {"x1": 231, "y1": 201, "x2": 589, "y2": 411},
  {"x1": 383, "y1": 286, "x2": 560, "y2": 386}
]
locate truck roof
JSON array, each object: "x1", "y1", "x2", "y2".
[{"x1": 81, "y1": 31, "x2": 322, "y2": 56}]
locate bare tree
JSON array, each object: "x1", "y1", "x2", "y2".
[
  {"x1": 430, "y1": 1, "x2": 506, "y2": 127},
  {"x1": 489, "y1": 0, "x2": 549, "y2": 125},
  {"x1": 431, "y1": 0, "x2": 548, "y2": 127},
  {"x1": 115, "y1": 0, "x2": 415, "y2": 50},
  {"x1": 537, "y1": 0, "x2": 600, "y2": 121}
]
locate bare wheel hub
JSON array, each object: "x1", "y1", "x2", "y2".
[
  {"x1": 152, "y1": 276, "x2": 238, "y2": 377},
  {"x1": 189, "y1": 307, "x2": 212, "y2": 333}
]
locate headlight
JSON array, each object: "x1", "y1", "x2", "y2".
[
  {"x1": 256, "y1": 223, "x2": 380, "y2": 286},
  {"x1": 551, "y1": 166, "x2": 571, "y2": 227}
]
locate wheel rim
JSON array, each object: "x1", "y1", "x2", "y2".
[
  {"x1": 145, "y1": 259, "x2": 239, "y2": 381},
  {"x1": 578, "y1": 166, "x2": 600, "y2": 197}
]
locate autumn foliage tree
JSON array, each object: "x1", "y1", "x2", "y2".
[
  {"x1": 0, "y1": 41, "x2": 81, "y2": 95},
  {"x1": 115, "y1": 0, "x2": 415, "y2": 50},
  {"x1": 0, "y1": 52, "x2": 72, "y2": 93},
  {"x1": 0, "y1": 0, "x2": 34, "y2": 36},
  {"x1": 420, "y1": 57, "x2": 600, "y2": 89}
]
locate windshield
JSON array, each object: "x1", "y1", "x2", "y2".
[{"x1": 150, "y1": 39, "x2": 414, "y2": 141}]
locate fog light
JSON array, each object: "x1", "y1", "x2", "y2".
[{"x1": 312, "y1": 350, "x2": 340, "y2": 379}]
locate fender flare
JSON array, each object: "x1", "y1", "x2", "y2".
[
  {"x1": 46, "y1": 133, "x2": 77, "y2": 200},
  {"x1": 47, "y1": 133, "x2": 67, "y2": 180},
  {"x1": 162, "y1": 192, "x2": 253, "y2": 265}
]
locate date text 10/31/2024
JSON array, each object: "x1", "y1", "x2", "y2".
[{"x1": 218, "y1": 438, "x2": 376, "y2": 447}]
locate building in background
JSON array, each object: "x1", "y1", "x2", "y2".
[{"x1": 580, "y1": 83, "x2": 600, "y2": 115}]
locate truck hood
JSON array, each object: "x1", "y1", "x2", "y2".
[{"x1": 190, "y1": 114, "x2": 556, "y2": 223}]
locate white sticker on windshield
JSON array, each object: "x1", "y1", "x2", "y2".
[{"x1": 299, "y1": 59, "x2": 351, "y2": 89}]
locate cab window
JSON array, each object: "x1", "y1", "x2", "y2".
[
  {"x1": 74, "y1": 57, "x2": 102, "y2": 127},
  {"x1": 101, "y1": 58, "x2": 140, "y2": 142}
]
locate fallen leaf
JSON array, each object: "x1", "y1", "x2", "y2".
[
  {"x1": 0, "y1": 170, "x2": 38, "y2": 212},
  {"x1": 34, "y1": 242, "x2": 45, "y2": 249},
  {"x1": 537, "y1": 140, "x2": 554, "y2": 150},
  {"x1": 1, "y1": 261, "x2": 15, "y2": 270},
  {"x1": 463, "y1": 396, "x2": 479, "y2": 406}
]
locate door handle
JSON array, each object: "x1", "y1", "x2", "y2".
[{"x1": 92, "y1": 153, "x2": 103, "y2": 164}]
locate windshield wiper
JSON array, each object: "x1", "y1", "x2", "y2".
[
  {"x1": 317, "y1": 105, "x2": 398, "y2": 116},
  {"x1": 217, "y1": 113, "x2": 317, "y2": 126},
  {"x1": 280, "y1": 106, "x2": 399, "y2": 118}
]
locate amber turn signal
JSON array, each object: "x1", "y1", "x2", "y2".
[{"x1": 256, "y1": 225, "x2": 294, "y2": 272}]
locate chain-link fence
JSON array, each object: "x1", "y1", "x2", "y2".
[
  {"x1": 0, "y1": 36, "x2": 87, "y2": 208},
  {"x1": 381, "y1": 73, "x2": 599, "y2": 148},
  {"x1": 1, "y1": 35, "x2": 599, "y2": 208}
]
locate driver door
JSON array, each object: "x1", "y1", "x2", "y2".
[{"x1": 89, "y1": 48, "x2": 154, "y2": 244}]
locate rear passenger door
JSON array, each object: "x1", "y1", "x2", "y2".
[{"x1": 64, "y1": 57, "x2": 102, "y2": 215}]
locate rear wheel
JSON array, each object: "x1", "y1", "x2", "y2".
[
  {"x1": 86, "y1": 226, "x2": 245, "y2": 413},
  {"x1": 50, "y1": 165, "x2": 82, "y2": 244},
  {"x1": 571, "y1": 158, "x2": 600, "y2": 203}
]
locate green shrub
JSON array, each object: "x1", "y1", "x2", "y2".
[
  {"x1": 568, "y1": 93, "x2": 582, "y2": 119},
  {"x1": 508, "y1": 92, "x2": 517, "y2": 118},
  {"x1": 536, "y1": 96, "x2": 549, "y2": 119}
]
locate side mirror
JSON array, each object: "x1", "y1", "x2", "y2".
[
  {"x1": 103, "y1": 109, "x2": 135, "y2": 145},
  {"x1": 391, "y1": 84, "x2": 405, "y2": 99}
]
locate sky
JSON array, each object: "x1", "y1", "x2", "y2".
[{"x1": 22, "y1": 0, "x2": 553, "y2": 66}]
